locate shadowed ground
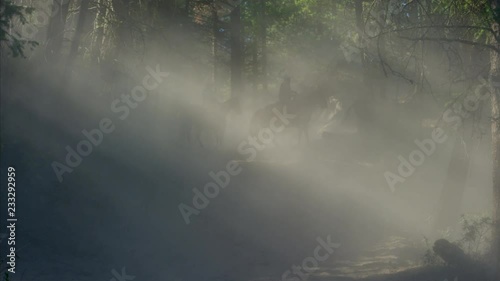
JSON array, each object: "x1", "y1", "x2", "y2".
[{"x1": 0, "y1": 70, "x2": 479, "y2": 281}]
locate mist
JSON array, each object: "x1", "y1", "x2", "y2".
[{"x1": 0, "y1": 1, "x2": 498, "y2": 281}]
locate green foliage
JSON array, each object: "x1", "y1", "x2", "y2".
[
  {"x1": 430, "y1": 0, "x2": 494, "y2": 42},
  {"x1": 457, "y1": 214, "x2": 493, "y2": 259},
  {"x1": 0, "y1": 0, "x2": 38, "y2": 58},
  {"x1": 422, "y1": 214, "x2": 493, "y2": 265}
]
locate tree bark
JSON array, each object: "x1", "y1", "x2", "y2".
[
  {"x1": 354, "y1": 0, "x2": 365, "y2": 66},
  {"x1": 490, "y1": 1, "x2": 500, "y2": 277},
  {"x1": 185, "y1": 0, "x2": 191, "y2": 18},
  {"x1": 491, "y1": 59, "x2": 500, "y2": 279},
  {"x1": 433, "y1": 135, "x2": 471, "y2": 232},
  {"x1": 58, "y1": 0, "x2": 89, "y2": 114},
  {"x1": 46, "y1": 0, "x2": 70, "y2": 62},
  {"x1": 91, "y1": 0, "x2": 106, "y2": 65},
  {"x1": 252, "y1": 38, "x2": 258, "y2": 92},
  {"x1": 66, "y1": 0, "x2": 90, "y2": 71},
  {"x1": 259, "y1": 0, "x2": 268, "y2": 93},
  {"x1": 355, "y1": 0, "x2": 371, "y2": 97},
  {"x1": 212, "y1": 2, "x2": 219, "y2": 95},
  {"x1": 161, "y1": 0, "x2": 176, "y2": 23},
  {"x1": 112, "y1": 0, "x2": 131, "y2": 58},
  {"x1": 230, "y1": 5, "x2": 243, "y2": 98}
]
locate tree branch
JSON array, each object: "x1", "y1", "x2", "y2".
[{"x1": 397, "y1": 35, "x2": 500, "y2": 53}]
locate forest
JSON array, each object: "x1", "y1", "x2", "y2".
[{"x1": 0, "y1": 0, "x2": 499, "y2": 280}]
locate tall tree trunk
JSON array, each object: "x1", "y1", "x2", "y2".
[
  {"x1": 490, "y1": 1, "x2": 500, "y2": 277},
  {"x1": 354, "y1": 0, "x2": 364, "y2": 63},
  {"x1": 91, "y1": 0, "x2": 106, "y2": 65},
  {"x1": 161, "y1": 0, "x2": 176, "y2": 23},
  {"x1": 372, "y1": 0, "x2": 390, "y2": 101},
  {"x1": 66, "y1": 0, "x2": 89, "y2": 72},
  {"x1": 491, "y1": 61, "x2": 500, "y2": 280},
  {"x1": 252, "y1": 39, "x2": 258, "y2": 92},
  {"x1": 58, "y1": 0, "x2": 89, "y2": 116},
  {"x1": 433, "y1": 135, "x2": 471, "y2": 232},
  {"x1": 230, "y1": 5, "x2": 243, "y2": 98},
  {"x1": 259, "y1": 0, "x2": 268, "y2": 93},
  {"x1": 354, "y1": 0, "x2": 369, "y2": 94},
  {"x1": 354, "y1": 0, "x2": 363, "y2": 33},
  {"x1": 212, "y1": 2, "x2": 219, "y2": 95},
  {"x1": 112, "y1": 0, "x2": 131, "y2": 58},
  {"x1": 46, "y1": 0, "x2": 70, "y2": 62},
  {"x1": 184, "y1": 0, "x2": 191, "y2": 18}
]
